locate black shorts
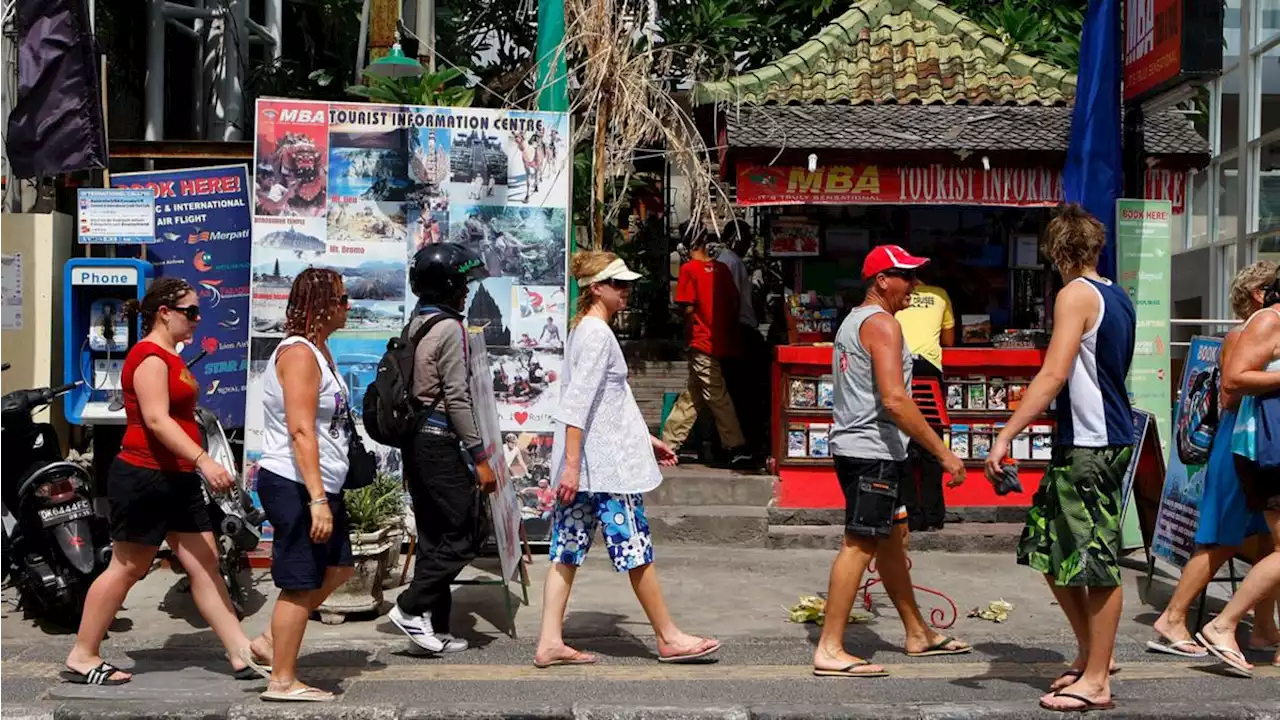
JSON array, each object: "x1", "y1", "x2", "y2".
[
  {"x1": 834, "y1": 456, "x2": 909, "y2": 539},
  {"x1": 108, "y1": 457, "x2": 213, "y2": 546},
  {"x1": 257, "y1": 468, "x2": 353, "y2": 591}
]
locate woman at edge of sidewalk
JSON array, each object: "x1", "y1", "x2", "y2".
[
  {"x1": 533, "y1": 250, "x2": 720, "y2": 668},
  {"x1": 1149, "y1": 261, "x2": 1280, "y2": 660},
  {"x1": 1196, "y1": 266, "x2": 1280, "y2": 677},
  {"x1": 64, "y1": 278, "x2": 271, "y2": 686},
  {"x1": 248, "y1": 269, "x2": 356, "y2": 702}
]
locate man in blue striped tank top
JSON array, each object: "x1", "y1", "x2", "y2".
[{"x1": 985, "y1": 205, "x2": 1135, "y2": 713}]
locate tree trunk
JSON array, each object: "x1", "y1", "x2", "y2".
[{"x1": 591, "y1": 90, "x2": 611, "y2": 250}]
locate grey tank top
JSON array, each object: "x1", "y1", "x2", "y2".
[{"x1": 830, "y1": 305, "x2": 912, "y2": 461}]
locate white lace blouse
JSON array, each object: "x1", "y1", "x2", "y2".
[{"x1": 551, "y1": 316, "x2": 663, "y2": 495}]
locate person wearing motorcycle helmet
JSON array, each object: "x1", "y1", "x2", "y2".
[{"x1": 389, "y1": 243, "x2": 498, "y2": 655}]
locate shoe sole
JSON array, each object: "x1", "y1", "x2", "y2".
[{"x1": 389, "y1": 612, "x2": 445, "y2": 653}]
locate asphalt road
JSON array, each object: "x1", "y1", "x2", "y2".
[{"x1": 3, "y1": 547, "x2": 1277, "y2": 718}]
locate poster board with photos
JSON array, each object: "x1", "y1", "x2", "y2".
[
  {"x1": 468, "y1": 332, "x2": 523, "y2": 582},
  {"x1": 244, "y1": 99, "x2": 571, "y2": 561},
  {"x1": 1151, "y1": 335, "x2": 1220, "y2": 568}
]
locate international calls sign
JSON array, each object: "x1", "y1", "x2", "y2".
[{"x1": 113, "y1": 165, "x2": 253, "y2": 428}]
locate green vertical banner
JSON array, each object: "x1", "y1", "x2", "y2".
[
  {"x1": 535, "y1": 0, "x2": 568, "y2": 113},
  {"x1": 536, "y1": 0, "x2": 573, "y2": 302},
  {"x1": 1116, "y1": 198, "x2": 1173, "y2": 549}
]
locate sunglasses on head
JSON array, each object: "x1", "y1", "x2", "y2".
[{"x1": 167, "y1": 304, "x2": 201, "y2": 321}]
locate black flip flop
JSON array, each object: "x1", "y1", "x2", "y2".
[
  {"x1": 61, "y1": 661, "x2": 131, "y2": 686},
  {"x1": 1056, "y1": 666, "x2": 1120, "y2": 681},
  {"x1": 906, "y1": 636, "x2": 971, "y2": 657},
  {"x1": 1039, "y1": 691, "x2": 1115, "y2": 713}
]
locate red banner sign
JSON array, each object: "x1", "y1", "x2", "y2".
[
  {"x1": 1125, "y1": 0, "x2": 1182, "y2": 103},
  {"x1": 736, "y1": 164, "x2": 1187, "y2": 215}
]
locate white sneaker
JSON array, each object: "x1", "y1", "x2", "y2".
[
  {"x1": 389, "y1": 605, "x2": 444, "y2": 653},
  {"x1": 435, "y1": 633, "x2": 469, "y2": 653}
]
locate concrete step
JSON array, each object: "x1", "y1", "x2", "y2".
[
  {"x1": 767, "y1": 522, "x2": 1024, "y2": 553},
  {"x1": 768, "y1": 506, "x2": 1029, "y2": 526},
  {"x1": 646, "y1": 505, "x2": 769, "y2": 547},
  {"x1": 649, "y1": 468, "x2": 775, "y2": 507}
]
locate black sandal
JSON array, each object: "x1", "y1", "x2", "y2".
[
  {"x1": 61, "y1": 661, "x2": 131, "y2": 686},
  {"x1": 1039, "y1": 691, "x2": 1116, "y2": 712}
]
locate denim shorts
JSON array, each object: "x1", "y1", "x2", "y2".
[
  {"x1": 834, "y1": 456, "x2": 909, "y2": 539},
  {"x1": 549, "y1": 492, "x2": 654, "y2": 572},
  {"x1": 257, "y1": 468, "x2": 353, "y2": 590}
]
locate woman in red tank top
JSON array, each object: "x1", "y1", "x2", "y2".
[{"x1": 65, "y1": 278, "x2": 271, "y2": 686}]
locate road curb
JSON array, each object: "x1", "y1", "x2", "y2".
[{"x1": 37, "y1": 701, "x2": 1280, "y2": 720}]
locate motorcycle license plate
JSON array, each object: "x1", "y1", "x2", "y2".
[{"x1": 39, "y1": 499, "x2": 92, "y2": 527}]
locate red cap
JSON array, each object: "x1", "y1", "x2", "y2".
[{"x1": 862, "y1": 244, "x2": 930, "y2": 279}]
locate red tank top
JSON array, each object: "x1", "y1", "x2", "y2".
[{"x1": 118, "y1": 341, "x2": 202, "y2": 472}]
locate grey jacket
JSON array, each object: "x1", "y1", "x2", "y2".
[{"x1": 408, "y1": 308, "x2": 487, "y2": 462}]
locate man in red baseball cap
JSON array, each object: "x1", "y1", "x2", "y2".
[
  {"x1": 813, "y1": 244, "x2": 969, "y2": 679},
  {"x1": 860, "y1": 244, "x2": 931, "y2": 280}
]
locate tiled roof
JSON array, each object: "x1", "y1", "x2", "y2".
[
  {"x1": 692, "y1": 0, "x2": 1076, "y2": 107},
  {"x1": 724, "y1": 105, "x2": 1210, "y2": 157}
]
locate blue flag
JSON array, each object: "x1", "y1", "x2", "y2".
[{"x1": 1064, "y1": 0, "x2": 1122, "y2": 279}]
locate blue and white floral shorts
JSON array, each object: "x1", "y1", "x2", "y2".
[{"x1": 549, "y1": 492, "x2": 654, "y2": 572}]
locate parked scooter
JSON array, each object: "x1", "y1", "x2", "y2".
[
  {"x1": 1, "y1": 364, "x2": 108, "y2": 626},
  {"x1": 175, "y1": 351, "x2": 265, "y2": 618}
]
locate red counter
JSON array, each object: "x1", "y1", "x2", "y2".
[{"x1": 772, "y1": 345, "x2": 1050, "y2": 509}]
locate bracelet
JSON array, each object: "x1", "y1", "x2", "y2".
[
  {"x1": 193, "y1": 450, "x2": 206, "y2": 465},
  {"x1": 309, "y1": 498, "x2": 329, "y2": 507}
]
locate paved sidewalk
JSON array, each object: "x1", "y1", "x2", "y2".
[{"x1": 3, "y1": 547, "x2": 1277, "y2": 719}]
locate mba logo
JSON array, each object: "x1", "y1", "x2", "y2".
[{"x1": 278, "y1": 108, "x2": 326, "y2": 124}]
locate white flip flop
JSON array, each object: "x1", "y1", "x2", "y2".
[
  {"x1": 1195, "y1": 632, "x2": 1255, "y2": 678},
  {"x1": 1145, "y1": 638, "x2": 1209, "y2": 658}
]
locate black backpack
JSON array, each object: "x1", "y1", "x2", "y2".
[{"x1": 362, "y1": 313, "x2": 451, "y2": 448}]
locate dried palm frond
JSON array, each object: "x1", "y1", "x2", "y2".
[{"x1": 548, "y1": 0, "x2": 731, "y2": 248}]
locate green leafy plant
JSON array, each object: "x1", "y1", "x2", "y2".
[
  {"x1": 346, "y1": 67, "x2": 476, "y2": 107},
  {"x1": 344, "y1": 474, "x2": 404, "y2": 536}
]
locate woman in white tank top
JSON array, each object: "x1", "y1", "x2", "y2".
[{"x1": 249, "y1": 269, "x2": 355, "y2": 702}]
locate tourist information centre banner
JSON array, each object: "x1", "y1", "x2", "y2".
[
  {"x1": 735, "y1": 163, "x2": 1190, "y2": 215},
  {"x1": 244, "y1": 100, "x2": 571, "y2": 559},
  {"x1": 113, "y1": 165, "x2": 253, "y2": 428}
]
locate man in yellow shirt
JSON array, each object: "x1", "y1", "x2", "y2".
[{"x1": 894, "y1": 275, "x2": 955, "y2": 531}]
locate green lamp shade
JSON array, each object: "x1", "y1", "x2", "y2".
[{"x1": 368, "y1": 43, "x2": 423, "y2": 78}]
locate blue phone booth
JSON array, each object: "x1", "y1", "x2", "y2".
[{"x1": 63, "y1": 258, "x2": 155, "y2": 426}]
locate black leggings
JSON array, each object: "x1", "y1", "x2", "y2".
[{"x1": 396, "y1": 434, "x2": 483, "y2": 631}]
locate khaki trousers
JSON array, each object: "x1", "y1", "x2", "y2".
[{"x1": 662, "y1": 350, "x2": 745, "y2": 451}]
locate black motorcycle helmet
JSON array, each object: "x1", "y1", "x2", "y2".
[{"x1": 410, "y1": 242, "x2": 489, "y2": 308}]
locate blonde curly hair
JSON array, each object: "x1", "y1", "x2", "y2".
[
  {"x1": 569, "y1": 250, "x2": 618, "y2": 328},
  {"x1": 1042, "y1": 203, "x2": 1106, "y2": 274},
  {"x1": 1230, "y1": 260, "x2": 1278, "y2": 320}
]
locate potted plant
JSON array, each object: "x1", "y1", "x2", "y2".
[{"x1": 317, "y1": 474, "x2": 402, "y2": 624}]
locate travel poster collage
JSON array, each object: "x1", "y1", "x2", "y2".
[{"x1": 245, "y1": 99, "x2": 571, "y2": 550}]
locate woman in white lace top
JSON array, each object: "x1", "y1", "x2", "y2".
[{"x1": 533, "y1": 251, "x2": 721, "y2": 668}]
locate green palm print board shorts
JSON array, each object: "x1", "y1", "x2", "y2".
[{"x1": 1017, "y1": 445, "x2": 1133, "y2": 588}]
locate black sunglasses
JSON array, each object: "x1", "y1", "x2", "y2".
[
  {"x1": 600, "y1": 279, "x2": 633, "y2": 288},
  {"x1": 339, "y1": 294, "x2": 350, "y2": 305},
  {"x1": 882, "y1": 269, "x2": 917, "y2": 281},
  {"x1": 166, "y1": 304, "x2": 201, "y2": 321}
]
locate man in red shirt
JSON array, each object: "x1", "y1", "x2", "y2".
[{"x1": 662, "y1": 231, "x2": 750, "y2": 467}]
